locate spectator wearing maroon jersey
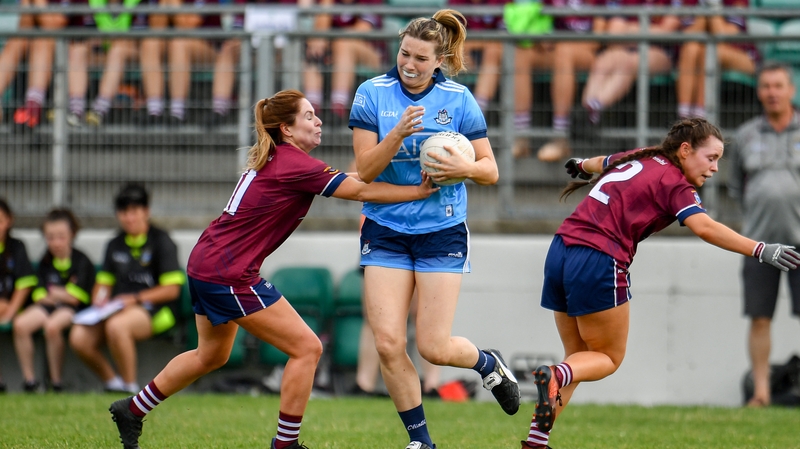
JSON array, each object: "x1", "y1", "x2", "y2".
[
  {"x1": 580, "y1": 0, "x2": 681, "y2": 129},
  {"x1": 109, "y1": 89, "x2": 438, "y2": 449},
  {"x1": 203, "y1": 0, "x2": 313, "y2": 127},
  {"x1": 517, "y1": 118, "x2": 800, "y2": 449},
  {"x1": 448, "y1": 0, "x2": 511, "y2": 114},
  {"x1": 304, "y1": 0, "x2": 385, "y2": 120},
  {"x1": 676, "y1": 0, "x2": 757, "y2": 120},
  {"x1": 513, "y1": 0, "x2": 606, "y2": 160}
]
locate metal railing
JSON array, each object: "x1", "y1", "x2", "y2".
[{"x1": 0, "y1": 5, "x2": 798, "y2": 229}]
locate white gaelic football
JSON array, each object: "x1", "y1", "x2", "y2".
[{"x1": 419, "y1": 131, "x2": 475, "y2": 186}]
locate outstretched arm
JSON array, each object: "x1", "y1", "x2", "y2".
[
  {"x1": 565, "y1": 156, "x2": 606, "y2": 179},
  {"x1": 684, "y1": 213, "x2": 800, "y2": 271},
  {"x1": 331, "y1": 173, "x2": 439, "y2": 203}
]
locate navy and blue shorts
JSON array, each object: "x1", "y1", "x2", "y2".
[
  {"x1": 189, "y1": 276, "x2": 283, "y2": 326},
  {"x1": 359, "y1": 218, "x2": 471, "y2": 274},
  {"x1": 541, "y1": 235, "x2": 631, "y2": 317}
]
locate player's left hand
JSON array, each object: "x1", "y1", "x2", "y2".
[
  {"x1": 756, "y1": 242, "x2": 800, "y2": 271},
  {"x1": 423, "y1": 144, "x2": 473, "y2": 183},
  {"x1": 416, "y1": 171, "x2": 441, "y2": 198}
]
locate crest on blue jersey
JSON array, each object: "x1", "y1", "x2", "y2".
[{"x1": 434, "y1": 109, "x2": 452, "y2": 125}]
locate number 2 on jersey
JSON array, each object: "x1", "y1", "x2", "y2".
[{"x1": 588, "y1": 161, "x2": 643, "y2": 205}]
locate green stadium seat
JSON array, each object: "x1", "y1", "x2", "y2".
[
  {"x1": 259, "y1": 266, "x2": 334, "y2": 366},
  {"x1": 756, "y1": 0, "x2": 799, "y2": 7},
  {"x1": 747, "y1": 17, "x2": 777, "y2": 60},
  {"x1": 331, "y1": 269, "x2": 364, "y2": 368},
  {"x1": 774, "y1": 20, "x2": 800, "y2": 63}
]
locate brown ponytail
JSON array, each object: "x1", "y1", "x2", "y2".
[
  {"x1": 400, "y1": 9, "x2": 468, "y2": 77},
  {"x1": 246, "y1": 89, "x2": 306, "y2": 171}
]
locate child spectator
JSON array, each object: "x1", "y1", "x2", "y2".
[{"x1": 12, "y1": 209, "x2": 95, "y2": 392}]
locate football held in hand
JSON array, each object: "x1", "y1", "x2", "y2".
[{"x1": 419, "y1": 131, "x2": 475, "y2": 186}]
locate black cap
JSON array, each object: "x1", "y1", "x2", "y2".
[{"x1": 114, "y1": 183, "x2": 149, "y2": 211}]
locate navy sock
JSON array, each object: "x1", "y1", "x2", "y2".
[
  {"x1": 398, "y1": 404, "x2": 433, "y2": 447},
  {"x1": 472, "y1": 348, "x2": 496, "y2": 378}
]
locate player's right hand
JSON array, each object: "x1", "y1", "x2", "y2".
[
  {"x1": 394, "y1": 106, "x2": 425, "y2": 138},
  {"x1": 565, "y1": 158, "x2": 592, "y2": 180},
  {"x1": 755, "y1": 242, "x2": 800, "y2": 271}
]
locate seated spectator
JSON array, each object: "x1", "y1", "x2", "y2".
[
  {"x1": 304, "y1": 0, "x2": 384, "y2": 120},
  {"x1": 85, "y1": 0, "x2": 168, "y2": 126},
  {"x1": 69, "y1": 184, "x2": 185, "y2": 393},
  {"x1": 0, "y1": 0, "x2": 34, "y2": 123},
  {"x1": 513, "y1": 0, "x2": 606, "y2": 160},
  {"x1": 12, "y1": 209, "x2": 95, "y2": 393},
  {"x1": 676, "y1": 0, "x2": 757, "y2": 119},
  {"x1": 203, "y1": 0, "x2": 315, "y2": 127},
  {"x1": 448, "y1": 0, "x2": 511, "y2": 115},
  {"x1": 0, "y1": 0, "x2": 74, "y2": 129},
  {"x1": 580, "y1": 0, "x2": 680, "y2": 130},
  {"x1": 0, "y1": 197, "x2": 38, "y2": 392}
]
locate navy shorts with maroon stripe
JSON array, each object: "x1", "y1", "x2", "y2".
[
  {"x1": 541, "y1": 235, "x2": 631, "y2": 317},
  {"x1": 189, "y1": 276, "x2": 283, "y2": 326}
]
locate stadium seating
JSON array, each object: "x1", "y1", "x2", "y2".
[
  {"x1": 259, "y1": 266, "x2": 335, "y2": 366},
  {"x1": 331, "y1": 268, "x2": 363, "y2": 369}
]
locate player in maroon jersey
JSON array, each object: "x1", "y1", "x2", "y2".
[
  {"x1": 518, "y1": 118, "x2": 800, "y2": 449},
  {"x1": 109, "y1": 89, "x2": 438, "y2": 449}
]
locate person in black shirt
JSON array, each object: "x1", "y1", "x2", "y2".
[
  {"x1": 12, "y1": 209, "x2": 95, "y2": 392},
  {"x1": 0, "y1": 198, "x2": 37, "y2": 392},
  {"x1": 69, "y1": 184, "x2": 185, "y2": 394}
]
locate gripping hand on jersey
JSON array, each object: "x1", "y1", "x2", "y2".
[
  {"x1": 753, "y1": 242, "x2": 800, "y2": 272},
  {"x1": 565, "y1": 158, "x2": 593, "y2": 180}
]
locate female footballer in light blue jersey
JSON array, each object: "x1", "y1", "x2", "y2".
[{"x1": 349, "y1": 9, "x2": 519, "y2": 449}]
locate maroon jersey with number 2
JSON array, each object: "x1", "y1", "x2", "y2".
[
  {"x1": 557, "y1": 150, "x2": 706, "y2": 265},
  {"x1": 187, "y1": 143, "x2": 347, "y2": 287}
]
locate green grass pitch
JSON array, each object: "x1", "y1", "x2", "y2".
[{"x1": 0, "y1": 393, "x2": 797, "y2": 448}]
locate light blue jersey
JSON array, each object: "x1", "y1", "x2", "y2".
[{"x1": 349, "y1": 67, "x2": 488, "y2": 234}]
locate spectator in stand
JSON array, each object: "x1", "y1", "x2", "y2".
[
  {"x1": 203, "y1": 0, "x2": 315, "y2": 127},
  {"x1": 0, "y1": 0, "x2": 34, "y2": 124},
  {"x1": 0, "y1": 0, "x2": 87, "y2": 129},
  {"x1": 676, "y1": 0, "x2": 757, "y2": 120},
  {"x1": 143, "y1": 0, "x2": 223, "y2": 125},
  {"x1": 85, "y1": 0, "x2": 169, "y2": 127},
  {"x1": 69, "y1": 183, "x2": 185, "y2": 394},
  {"x1": 304, "y1": 0, "x2": 384, "y2": 120},
  {"x1": 513, "y1": 0, "x2": 606, "y2": 160},
  {"x1": 12, "y1": 209, "x2": 95, "y2": 393},
  {"x1": 448, "y1": 0, "x2": 511, "y2": 115},
  {"x1": 0, "y1": 198, "x2": 38, "y2": 392},
  {"x1": 580, "y1": 0, "x2": 680, "y2": 130}
]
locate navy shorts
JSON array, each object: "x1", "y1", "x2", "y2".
[
  {"x1": 541, "y1": 235, "x2": 631, "y2": 317},
  {"x1": 359, "y1": 218, "x2": 471, "y2": 273},
  {"x1": 189, "y1": 276, "x2": 283, "y2": 326}
]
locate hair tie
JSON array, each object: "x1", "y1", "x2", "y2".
[{"x1": 430, "y1": 16, "x2": 438, "y2": 23}]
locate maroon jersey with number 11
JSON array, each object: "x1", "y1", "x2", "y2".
[
  {"x1": 557, "y1": 150, "x2": 706, "y2": 265},
  {"x1": 187, "y1": 143, "x2": 347, "y2": 287}
]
